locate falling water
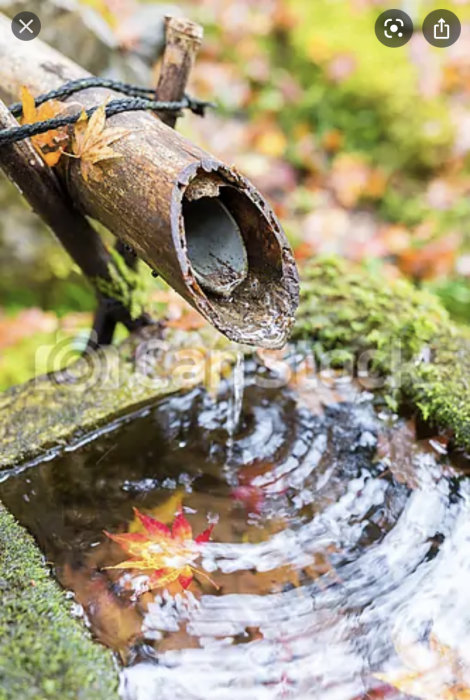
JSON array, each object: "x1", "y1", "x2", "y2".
[{"x1": 225, "y1": 350, "x2": 245, "y2": 466}]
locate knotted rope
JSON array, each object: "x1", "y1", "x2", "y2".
[{"x1": 0, "y1": 77, "x2": 213, "y2": 146}]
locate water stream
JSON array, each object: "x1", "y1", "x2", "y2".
[{"x1": 1, "y1": 357, "x2": 469, "y2": 699}]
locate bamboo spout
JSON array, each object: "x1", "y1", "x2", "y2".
[{"x1": 0, "y1": 13, "x2": 299, "y2": 348}]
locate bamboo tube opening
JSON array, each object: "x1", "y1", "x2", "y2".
[{"x1": 176, "y1": 167, "x2": 297, "y2": 348}]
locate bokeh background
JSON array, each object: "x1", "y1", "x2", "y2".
[{"x1": 1, "y1": 0, "x2": 470, "y2": 389}]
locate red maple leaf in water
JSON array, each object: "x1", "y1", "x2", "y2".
[{"x1": 105, "y1": 508, "x2": 216, "y2": 592}]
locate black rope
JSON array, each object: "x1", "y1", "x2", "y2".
[
  {"x1": 1, "y1": 77, "x2": 214, "y2": 148},
  {"x1": 8, "y1": 77, "x2": 158, "y2": 116}
]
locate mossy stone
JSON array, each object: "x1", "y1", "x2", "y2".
[
  {"x1": 294, "y1": 256, "x2": 470, "y2": 447},
  {"x1": 0, "y1": 502, "x2": 118, "y2": 700}
]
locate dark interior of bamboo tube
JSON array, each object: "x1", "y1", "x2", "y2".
[
  {"x1": 183, "y1": 197, "x2": 248, "y2": 297},
  {"x1": 181, "y1": 179, "x2": 285, "y2": 291}
]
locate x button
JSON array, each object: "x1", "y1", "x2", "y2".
[
  {"x1": 11, "y1": 11, "x2": 41, "y2": 41},
  {"x1": 19, "y1": 19, "x2": 34, "y2": 34}
]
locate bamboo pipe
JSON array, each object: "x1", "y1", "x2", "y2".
[
  {"x1": 91, "y1": 16, "x2": 204, "y2": 346},
  {"x1": 0, "y1": 13, "x2": 298, "y2": 348}
]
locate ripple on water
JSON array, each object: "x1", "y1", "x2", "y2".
[{"x1": 0, "y1": 362, "x2": 469, "y2": 700}]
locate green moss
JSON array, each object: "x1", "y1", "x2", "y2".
[
  {"x1": 293, "y1": 257, "x2": 470, "y2": 447},
  {"x1": 0, "y1": 325, "x2": 234, "y2": 470},
  {"x1": 0, "y1": 502, "x2": 118, "y2": 700},
  {"x1": 94, "y1": 248, "x2": 148, "y2": 321},
  {"x1": 426, "y1": 276, "x2": 470, "y2": 323}
]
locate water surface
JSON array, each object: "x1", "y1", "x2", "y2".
[{"x1": 1, "y1": 358, "x2": 469, "y2": 700}]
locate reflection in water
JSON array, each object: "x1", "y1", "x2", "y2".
[{"x1": 1, "y1": 360, "x2": 469, "y2": 700}]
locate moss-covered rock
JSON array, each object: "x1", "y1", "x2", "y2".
[
  {"x1": 0, "y1": 324, "x2": 237, "y2": 470},
  {"x1": 0, "y1": 502, "x2": 118, "y2": 700},
  {"x1": 294, "y1": 257, "x2": 470, "y2": 447}
]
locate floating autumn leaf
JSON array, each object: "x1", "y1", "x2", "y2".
[
  {"x1": 128, "y1": 491, "x2": 184, "y2": 533},
  {"x1": 375, "y1": 633, "x2": 470, "y2": 699},
  {"x1": 105, "y1": 507, "x2": 217, "y2": 593},
  {"x1": 20, "y1": 86, "x2": 68, "y2": 167},
  {"x1": 232, "y1": 456, "x2": 292, "y2": 515},
  {"x1": 71, "y1": 104, "x2": 131, "y2": 182}
]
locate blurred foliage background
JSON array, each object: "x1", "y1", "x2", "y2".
[{"x1": 1, "y1": 0, "x2": 470, "y2": 389}]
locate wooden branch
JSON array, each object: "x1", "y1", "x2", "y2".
[
  {"x1": 155, "y1": 16, "x2": 203, "y2": 127},
  {"x1": 0, "y1": 99, "x2": 151, "y2": 336},
  {"x1": 0, "y1": 13, "x2": 298, "y2": 348}
]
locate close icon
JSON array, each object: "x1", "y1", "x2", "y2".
[
  {"x1": 11, "y1": 11, "x2": 41, "y2": 41},
  {"x1": 375, "y1": 10, "x2": 413, "y2": 47}
]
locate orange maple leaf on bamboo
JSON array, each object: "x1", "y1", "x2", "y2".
[
  {"x1": 20, "y1": 86, "x2": 69, "y2": 167},
  {"x1": 105, "y1": 507, "x2": 217, "y2": 592},
  {"x1": 19, "y1": 87, "x2": 130, "y2": 180},
  {"x1": 71, "y1": 104, "x2": 130, "y2": 182}
]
